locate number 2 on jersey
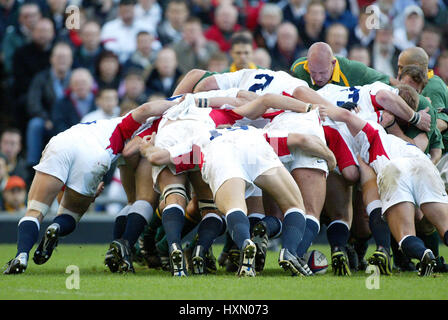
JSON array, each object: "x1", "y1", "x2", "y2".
[{"x1": 248, "y1": 74, "x2": 274, "y2": 93}]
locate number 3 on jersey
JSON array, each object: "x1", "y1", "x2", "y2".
[{"x1": 248, "y1": 74, "x2": 274, "y2": 93}]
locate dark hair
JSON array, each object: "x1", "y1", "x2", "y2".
[
  {"x1": 119, "y1": 0, "x2": 137, "y2": 6},
  {"x1": 95, "y1": 50, "x2": 121, "y2": 77},
  {"x1": 1, "y1": 127, "x2": 22, "y2": 139},
  {"x1": 230, "y1": 32, "x2": 253, "y2": 48},
  {"x1": 398, "y1": 64, "x2": 428, "y2": 87}
]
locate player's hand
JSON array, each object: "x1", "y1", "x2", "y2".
[
  {"x1": 438, "y1": 108, "x2": 448, "y2": 115},
  {"x1": 326, "y1": 151, "x2": 337, "y2": 172},
  {"x1": 340, "y1": 101, "x2": 357, "y2": 111},
  {"x1": 139, "y1": 133, "x2": 156, "y2": 157},
  {"x1": 416, "y1": 108, "x2": 431, "y2": 132},
  {"x1": 94, "y1": 181, "x2": 105, "y2": 199},
  {"x1": 380, "y1": 111, "x2": 395, "y2": 129}
]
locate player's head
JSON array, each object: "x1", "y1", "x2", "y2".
[
  {"x1": 396, "y1": 83, "x2": 420, "y2": 111},
  {"x1": 230, "y1": 32, "x2": 254, "y2": 70},
  {"x1": 397, "y1": 47, "x2": 429, "y2": 78},
  {"x1": 307, "y1": 42, "x2": 336, "y2": 87},
  {"x1": 398, "y1": 65, "x2": 427, "y2": 93}
]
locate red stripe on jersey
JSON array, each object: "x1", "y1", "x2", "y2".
[
  {"x1": 264, "y1": 133, "x2": 290, "y2": 157},
  {"x1": 262, "y1": 110, "x2": 285, "y2": 121},
  {"x1": 106, "y1": 113, "x2": 142, "y2": 155},
  {"x1": 361, "y1": 123, "x2": 390, "y2": 163},
  {"x1": 137, "y1": 117, "x2": 162, "y2": 138},
  {"x1": 282, "y1": 91, "x2": 294, "y2": 98},
  {"x1": 172, "y1": 144, "x2": 204, "y2": 174},
  {"x1": 209, "y1": 109, "x2": 243, "y2": 127},
  {"x1": 370, "y1": 94, "x2": 384, "y2": 112},
  {"x1": 323, "y1": 126, "x2": 357, "y2": 171}
]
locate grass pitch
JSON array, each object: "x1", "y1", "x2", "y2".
[{"x1": 1, "y1": 244, "x2": 448, "y2": 300}]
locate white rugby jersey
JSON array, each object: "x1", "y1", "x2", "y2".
[
  {"x1": 354, "y1": 120, "x2": 427, "y2": 175},
  {"x1": 214, "y1": 69, "x2": 309, "y2": 95},
  {"x1": 66, "y1": 113, "x2": 144, "y2": 163},
  {"x1": 317, "y1": 81, "x2": 397, "y2": 123}
]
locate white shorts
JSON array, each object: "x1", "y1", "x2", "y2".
[
  {"x1": 264, "y1": 110, "x2": 328, "y2": 174},
  {"x1": 201, "y1": 129, "x2": 283, "y2": 199},
  {"x1": 378, "y1": 157, "x2": 448, "y2": 214},
  {"x1": 34, "y1": 131, "x2": 111, "y2": 197},
  {"x1": 436, "y1": 153, "x2": 448, "y2": 191}
]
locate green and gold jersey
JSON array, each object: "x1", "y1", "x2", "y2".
[
  {"x1": 404, "y1": 94, "x2": 444, "y2": 153},
  {"x1": 290, "y1": 56, "x2": 390, "y2": 90}
]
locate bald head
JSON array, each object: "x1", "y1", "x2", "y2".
[
  {"x1": 307, "y1": 42, "x2": 337, "y2": 87},
  {"x1": 398, "y1": 47, "x2": 429, "y2": 77}
]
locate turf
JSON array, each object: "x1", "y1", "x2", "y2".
[{"x1": 1, "y1": 243, "x2": 448, "y2": 300}]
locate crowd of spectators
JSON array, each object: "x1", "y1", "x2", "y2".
[{"x1": 1, "y1": 0, "x2": 447, "y2": 214}]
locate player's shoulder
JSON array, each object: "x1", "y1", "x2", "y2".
[{"x1": 290, "y1": 57, "x2": 308, "y2": 72}]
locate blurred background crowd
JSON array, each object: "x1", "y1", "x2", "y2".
[{"x1": 0, "y1": 0, "x2": 447, "y2": 215}]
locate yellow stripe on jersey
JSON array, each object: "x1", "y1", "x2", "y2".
[
  {"x1": 229, "y1": 62, "x2": 257, "y2": 73},
  {"x1": 294, "y1": 58, "x2": 349, "y2": 86}
]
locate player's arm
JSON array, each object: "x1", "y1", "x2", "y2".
[
  {"x1": 139, "y1": 133, "x2": 172, "y2": 166},
  {"x1": 287, "y1": 133, "x2": 336, "y2": 171},
  {"x1": 375, "y1": 89, "x2": 431, "y2": 132},
  {"x1": 193, "y1": 75, "x2": 219, "y2": 93},
  {"x1": 320, "y1": 104, "x2": 366, "y2": 137},
  {"x1": 131, "y1": 100, "x2": 178, "y2": 123},
  {"x1": 380, "y1": 111, "x2": 419, "y2": 146},
  {"x1": 233, "y1": 93, "x2": 315, "y2": 120},
  {"x1": 292, "y1": 86, "x2": 339, "y2": 110}
]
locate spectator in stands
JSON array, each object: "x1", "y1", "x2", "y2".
[
  {"x1": 73, "y1": 20, "x2": 104, "y2": 75},
  {"x1": 171, "y1": 16, "x2": 219, "y2": 74},
  {"x1": 95, "y1": 50, "x2": 121, "y2": 90},
  {"x1": 157, "y1": 0, "x2": 190, "y2": 46},
  {"x1": 0, "y1": 128, "x2": 28, "y2": 184},
  {"x1": 145, "y1": 47, "x2": 183, "y2": 98},
  {"x1": 42, "y1": 0, "x2": 69, "y2": 40},
  {"x1": 436, "y1": 51, "x2": 448, "y2": 84},
  {"x1": 81, "y1": 88, "x2": 120, "y2": 123},
  {"x1": 81, "y1": 0, "x2": 117, "y2": 26},
  {"x1": 206, "y1": 51, "x2": 229, "y2": 72},
  {"x1": 0, "y1": 0, "x2": 21, "y2": 47},
  {"x1": 270, "y1": 22, "x2": 304, "y2": 71},
  {"x1": 324, "y1": 0, "x2": 357, "y2": 32},
  {"x1": 253, "y1": 47, "x2": 272, "y2": 69},
  {"x1": 348, "y1": 44, "x2": 371, "y2": 67},
  {"x1": 297, "y1": 0, "x2": 326, "y2": 48},
  {"x1": 253, "y1": 3, "x2": 283, "y2": 51},
  {"x1": 1, "y1": 175, "x2": 26, "y2": 214},
  {"x1": 119, "y1": 69, "x2": 147, "y2": 105},
  {"x1": 350, "y1": 7, "x2": 376, "y2": 48},
  {"x1": 0, "y1": 152, "x2": 8, "y2": 208},
  {"x1": 421, "y1": 0, "x2": 448, "y2": 29},
  {"x1": 51, "y1": 68, "x2": 96, "y2": 134},
  {"x1": 190, "y1": 0, "x2": 214, "y2": 26},
  {"x1": 369, "y1": 19, "x2": 400, "y2": 78},
  {"x1": 393, "y1": 5, "x2": 425, "y2": 51},
  {"x1": 123, "y1": 31, "x2": 159, "y2": 74},
  {"x1": 282, "y1": 0, "x2": 307, "y2": 28},
  {"x1": 224, "y1": 32, "x2": 258, "y2": 72},
  {"x1": 419, "y1": 26, "x2": 443, "y2": 70},
  {"x1": 134, "y1": 0, "x2": 162, "y2": 33},
  {"x1": 12, "y1": 18, "x2": 55, "y2": 132},
  {"x1": 2, "y1": 2, "x2": 41, "y2": 76},
  {"x1": 204, "y1": 3, "x2": 241, "y2": 52},
  {"x1": 100, "y1": 0, "x2": 156, "y2": 63},
  {"x1": 26, "y1": 42, "x2": 73, "y2": 168},
  {"x1": 325, "y1": 23, "x2": 349, "y2": 58}
]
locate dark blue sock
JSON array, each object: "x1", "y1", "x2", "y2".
[
  {"x1": 122, "y1": 213, "x2": 148, "y2": 247},
  {"x1": 248, "y1": 214, "x2": 263, "y2": 233},
  {"x1": 369, "y1": 208, "x2": 390, "y2": 251},
  {"x1": 296, "y1": 217, "x2": 320, "y2": 257},
  {"x1": 281, "y1": 210, "x2": 306, "y2": 253},
  {"x1": 53, "y1": 214, "x2": 77, "y2": 237},
  {"x1": 327, "y1": 221, "x2": 350, "y2": 248},
  {"x1": 400, "y1": 235, "x2": 428, "y2": 260},
  {"x1": 162, "y1": 205, "x2": 185, "y2": 248},
  {"x1": 197, "y1": 214, "x2": 223, "y2": 251},
  {"x1": 262, "y1": 216, "x2": 282, "y2": 238},
  {"x1": 226, "y1": 210, "x2": 250, "y2": 249},
  {"x1": 16, "y1": 218, "x2": 40, "y2": 257},
  {"x1": 113, "y1": 215, "x2": 127, "y2": 239}
]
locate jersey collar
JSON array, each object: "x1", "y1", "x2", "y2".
[{"x1": 229, "y1": 62, "x2": 257, "y2": 72}]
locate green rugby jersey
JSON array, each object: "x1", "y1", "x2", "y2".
[{"x1": 290, "y1": 56, "x2": 390, "y2": 90}]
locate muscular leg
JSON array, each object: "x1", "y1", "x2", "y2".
[
  {"x1": 292, "y1": 168, "x2": 326, "y2": 257},
  {"x1": 420, "y1": 202, "x2": 448, "y2": 246}
]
